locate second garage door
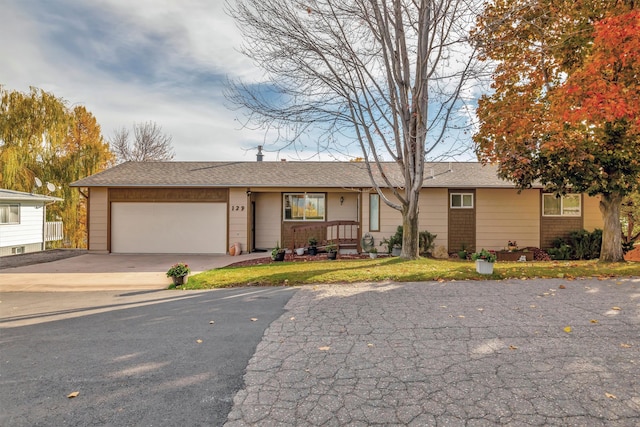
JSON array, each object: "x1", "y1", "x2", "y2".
[{"x1": 111, "y1": 202, "x2": 227, "y2": 254}]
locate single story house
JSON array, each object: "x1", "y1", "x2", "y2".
[
  {"x1": 70, "y1": 161, "x2": 603, "y2": 255},
  {"x1": 0, "y1": 189, "x2": 64, "y2": 257}
]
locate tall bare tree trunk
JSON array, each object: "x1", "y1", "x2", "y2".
[
  {"x1": 599, "y1": 193, "x2": 624, "y2": 262},
  {"x1": 402, "y1": 193, "x2": 420, "y2": 259}
]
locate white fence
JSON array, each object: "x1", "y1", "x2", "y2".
[{"x1": 45, "y1": 221, "x2": 64, "y2": 242}]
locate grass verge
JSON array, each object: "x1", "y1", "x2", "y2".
[{"x1": 181, "y1": 258, "x2": 640, "y2": 289}]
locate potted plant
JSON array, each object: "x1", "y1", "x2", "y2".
[
  {"x1": 507, "y1": 240, "x2": 518, "y2": 251},
  {"x1": 167, "y1": 262, "x2": 191, "y2": 286},
  {"x1": 271, "y1": 242, "x2": 286, "y2": 261},
  {"x1": 308, "y1": 237, "x2": 318, "y2": 256},
  {"x1": 369, "y1": 247, "x2": 378, "y2": 259},
  {"x1": 326, "y1": 242, "x2": 337, "y2": 260},
  {"x1": 471, "y1": 249, "x2": 497, "y2": 274}
]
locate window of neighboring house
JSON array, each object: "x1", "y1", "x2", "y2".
[
  {"x1": 450, "y1": 193, "x2": 474, "y2": 209},
  {"x1": 369, "y1": 193, "x2": 380, "y2": 231},
  {"x1": 543, "y1": 193, "x2": 581, "y2": 216},
  {"x1": 283, "y1": 193, "x2": 325, "y2": 221},
  {"x1": 0, "y1": 204, "x2": 20, "y2": 224}
]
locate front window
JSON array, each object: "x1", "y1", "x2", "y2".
[
  {"x1": 543, "y1": 194, "x2": 581, "y2": 216},
  {"x1": 0, "y1": 204, "x2": 20, "y2": 224},
  {"x1": 450, "y1": 193, "x2": 474, "y2": 208},
  {"x1": 284, "y1": 193, "x2": 325, "y2": 221}
]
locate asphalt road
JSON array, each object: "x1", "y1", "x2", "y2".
[{"x1": 0, "y1": 287, "x2": 296, "y2": 426}]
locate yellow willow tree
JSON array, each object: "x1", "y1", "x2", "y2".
[
  {"x1": 0, "y1": 86, "x2": 114, "y2": 247},
  {"x1": 227, "y1": 0, "x2": 484, "y2": 259}
]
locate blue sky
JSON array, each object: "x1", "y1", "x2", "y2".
[
  {"x1": 1, "y1": 0, "x2": 478, "y2": 162},
  {"x1": 1, "y1": 0, "x2": 277, "y2": 161}
]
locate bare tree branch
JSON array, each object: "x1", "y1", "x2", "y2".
[{"x1": 110, "y1": 121, "x2": 175, "y2": 163}]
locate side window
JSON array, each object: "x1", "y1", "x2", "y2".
[
  {"x1": 0, "y1": 204, "x2": 20, "y2": 224},
  {"x1": 369, "y1": 193, "x2": 380, "y2": 231},
  {"x1": 543, "y1": 194, "x2": 581, "y2": 216},
  {"x1": 450, "y1": 193, "x2": 473, "y2": 209}
]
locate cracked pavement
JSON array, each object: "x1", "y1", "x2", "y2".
[{"x1": 226, "y1": 278, "x2": 640, "y2": 426}]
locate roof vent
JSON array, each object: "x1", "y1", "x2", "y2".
[{"x1": 256, "y1": 145, "x2": 264, "y2": 162}]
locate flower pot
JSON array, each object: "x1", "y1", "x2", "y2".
[
  {"x1": 308, "y1": 247, "x2": 318, "y2": 256},
  {"x1": 272, "y1": 251, "x2": 285, "y2": 262},
  {"x1": 295, "y1": 248, "x2": 305, "y2": 256},
  {"x1": 172, "y1": 275, "x2": 188, "y2": 286},
  {"x1": 369, "y1": 252, "x2": 378, "y2": 259},
  {"x1": 327, "y1": 251, "x2": 337, "y2": 260},
  {"x1": 475, "y1": 259, "x2": 494, "y2": 275},
  {"x1": 391, "y1": 247, "x2": 402, "y2": 257}
]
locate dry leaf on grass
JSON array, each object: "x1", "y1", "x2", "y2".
[{"x1": 67, "y1": 391, "x2": 79, "y2": 398}]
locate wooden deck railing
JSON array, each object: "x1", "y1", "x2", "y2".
[
  {"x1": 45, "y1": 221, "x2": 64, "y2": 242},
  {"x1": 290, "y1": 220, "x2": 360, "y2": 252}
]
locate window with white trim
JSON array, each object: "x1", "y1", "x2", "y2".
[
  {"x1": 283, "y1": 193, "x2": 325, "y2": 221},
  {"x1": 450, "y1": 193, "x2": 474, "y2": 209},
  {"x1": 543, "y1": 193, "x2": 581, "y2": 216},
  {"x1": 0, "y1": 204, "x2": 20, "y2": 224}
]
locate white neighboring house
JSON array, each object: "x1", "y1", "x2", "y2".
[{"x1": 0, "y1": 189, "x2": 64, "y2": 257}]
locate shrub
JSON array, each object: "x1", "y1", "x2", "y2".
[
  {"x1": 548, "y1": 229, "x2": 602, "y2": 260},
  {"x1": 419, "y1": 230, "x2": 437, "y2": 256}
]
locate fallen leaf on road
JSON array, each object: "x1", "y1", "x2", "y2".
[
  {"x1": 209, "y1": 321, "x2": 215, "y2": 325},
  {"x1": 67, "y1": 391, "x2": 79, "y2": 399},
  {"x1": 558, "y1": 284, "x2": 566, "y2": 289},
  {"x1": 290, "y1": 316, "x2": 295, "y2": 320},
  {"x1": 367, "y1": 343, "x2": 374, "y2": 347},
  {"x1": 612, "y1": 307, "x2": 621, "y2": 311},
  {"x1": 590, "y1": 319, "x2": 599, "y2": 324},
  {"x1": 621, "y1": 343, "x2": 632, "y2": 348},
  {"x1": 564, "y1": 326, "x2": 572, "y2": 333},
  {"x1": 318, "y1": 346, "x2": 330, "y2": 351},
  {"x1": 250, "y1": 318, "x2": 258, "y2": 321},
  {"x1": 509, "y1": 345, "x2": 518, "y2": 350},
  {"x1": 605, "y1": 393, "x2": 617, "y2": 399},
  {"x1": 196, "y1": 339, "x2": 203, "y2": 344}
]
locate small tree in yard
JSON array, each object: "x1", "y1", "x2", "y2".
[
  {"x1": 473, "y1": 2, "x2": 640, "y2": 262},
  {"x1": 226, "y1": 0, "x2": 484, "y2": 259}
]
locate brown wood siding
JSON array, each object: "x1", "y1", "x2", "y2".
[
  {"x1": 109, "y1": 187, "x2": 228, "y2": 202},
  {"x1": 540, "y1": 217, "x2": 583, "y2": 249},
  {"x1": 448, "y1": 190, "x2": 476, "y2": 253}
]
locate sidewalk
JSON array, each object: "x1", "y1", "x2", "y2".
[{"x1": 0, "y1": 252, "x2": 270, "y2": 292}]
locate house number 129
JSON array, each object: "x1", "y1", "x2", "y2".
[{"x1": 231, "y1": 205, "x2": 245, "y2": 211}]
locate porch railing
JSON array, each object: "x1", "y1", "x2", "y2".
[
  {"x1": 45, "y1": 221, "x2": 64, "y2": 242},
  {"x1": 291, "y1": 220, "x2": 360, "y2": 252}
]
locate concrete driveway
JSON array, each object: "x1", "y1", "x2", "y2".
[{"x1": 0, "y1": 252, "x2": 269, "y2": 292}]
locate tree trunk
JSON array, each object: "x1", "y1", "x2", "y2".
[
  {"x1": 401, "y1": 192, "x2": 420, "y2": 260},
  {"x1": 599, "y1": 193, "x2": 624, "y2": 262}
]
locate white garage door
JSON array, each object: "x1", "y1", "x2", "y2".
[{"x1": 111, "y1": 202, "x2": 227, "y2": 253}]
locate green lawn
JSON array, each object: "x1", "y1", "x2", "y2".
[{"x1": 182, "y1": 257, "x2": 640, "y2": 289}]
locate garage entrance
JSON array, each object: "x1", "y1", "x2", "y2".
[{"x1": 111, "y1": 202, "x2": 227, "y2": 253}]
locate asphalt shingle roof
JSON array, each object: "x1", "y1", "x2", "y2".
[{"x1": 70, "y1": 161, "x2": 525, "y2": 189}]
